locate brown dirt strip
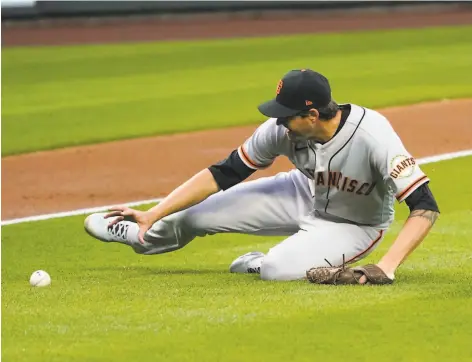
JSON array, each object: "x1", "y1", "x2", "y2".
[
  {"x1": 2, "y1": 99, "x2": 472, "y2": 220},
  {"x1": 2, "y1": 6, "x2": 472, "y2": 47}
]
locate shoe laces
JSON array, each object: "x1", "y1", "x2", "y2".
[
  {"x1": 247, "y1": 267, "x2": 260, "y2": 274},
  {"x1": 107, "y1": 222, "x2": 129, "y2": 240}
]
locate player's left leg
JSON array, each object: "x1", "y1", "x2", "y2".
[
  {"x1": 84, "y1": 169, "x2": 313, "y2": 255},
  {"x1": 254, "y1": 215, "x2": 386, "y2": 281}
]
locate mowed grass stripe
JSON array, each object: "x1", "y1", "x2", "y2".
[
  {"x1": 3, "y1": 25, "x2": 471, "y2": 80},
  {"x1": 4, "y1": 43, "x2": 472, "y2": 116},
  {"x1": 1, "y1": 156, "x2": 472, "y2": 362},
  {"x1": 2, "y1": 25, "x2": 472, "y2": 155}
]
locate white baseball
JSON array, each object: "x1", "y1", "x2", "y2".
[{"x1": 29, "y1": 270, "x2": 51, "y2": 287}]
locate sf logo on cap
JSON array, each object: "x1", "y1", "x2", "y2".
[{"x1": 276, "y1": 80, "x2": 283, "y2": 95}]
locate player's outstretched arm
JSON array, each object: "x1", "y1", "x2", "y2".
[
  {"x1": 106, "y1": 169, "x2": 220, "y2": 243},
  {"x1": 375, "y1": 209, "x2": 439, "y2": 280},
  {"x1": 105, "y1": 116, "x2": 279, "y2": 243},
  {"x1": 146, "y1": 168, "x2": 220, "y2": 220}
]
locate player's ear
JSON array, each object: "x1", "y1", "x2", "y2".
[{"x1": 308, "y1": 108, "x2": 319, "y2": 120}]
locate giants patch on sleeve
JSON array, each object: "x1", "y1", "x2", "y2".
[{"x1": 389, "y1": 155, "x2": 416, "y2": 179}]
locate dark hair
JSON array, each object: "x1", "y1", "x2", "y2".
[
  {"x1": 317, "y1": 100, "x2": 339, "y2": 121},
  {"x1": 296, "y1": 100, "x2": 339, "y2": 121}
]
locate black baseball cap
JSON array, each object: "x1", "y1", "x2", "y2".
[{"x1": 258, "y1": 69, "x2": 332, "y2": 122}]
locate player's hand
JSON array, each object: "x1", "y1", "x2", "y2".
[
  {"x1": 358, "y1": 263, "x2": 394, "y2": 284},
  {"x1": 105, "y1": 206, "x2": 155, "y2": 244}
]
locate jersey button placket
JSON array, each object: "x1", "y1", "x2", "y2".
[{"x1": 314, "y1": 145, "x2": 325, "y2": 173}]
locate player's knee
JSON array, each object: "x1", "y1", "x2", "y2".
[
  {"x1": 260, "y1": 253, "x2": 293, "y2": 281},
  {"x1": 260, "y1": 247, "x2": 311, "y2": 281}
]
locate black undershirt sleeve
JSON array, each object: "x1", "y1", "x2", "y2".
[
  {"x1": 208, "y1": 150, "x2": 256, "y2": 191},
  {"x1": 404, "y1": 183, "x2": 440, "y2": 213}
]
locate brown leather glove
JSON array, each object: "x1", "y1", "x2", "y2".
[{"x1": 306, "y1": 263, "x2": 394, "y2": 285}]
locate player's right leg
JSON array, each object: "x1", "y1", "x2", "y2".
[{"x1": 84, "y1": 169, "x2": 312, "y2": 255}]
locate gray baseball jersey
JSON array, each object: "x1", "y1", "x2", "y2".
[{"x1": 238, "y1": 104, "x2": 428, "y2": 229}]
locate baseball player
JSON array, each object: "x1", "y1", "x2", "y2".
[{"x1": 84, "y1": 69, "x2": 440, "y2": 285}]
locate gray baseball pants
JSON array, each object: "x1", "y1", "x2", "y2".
[{"x1": 127, "y1": 169, "x2": 385, "y2": 280}]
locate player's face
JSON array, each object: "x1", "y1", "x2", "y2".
[{"x1": 281, "y1": 114, "x2": 316, "y2": 141}]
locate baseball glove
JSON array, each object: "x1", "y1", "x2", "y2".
[{"x1": 306, "y1": 256, "x2": 394, "y2": 285}]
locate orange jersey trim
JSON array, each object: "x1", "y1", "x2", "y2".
[
  {"x1": 396, "y1": 175, "x2": 429, "y2": 201},
  {"x1": 238, "y1": 145, "x2": 271, "y2": 170}
]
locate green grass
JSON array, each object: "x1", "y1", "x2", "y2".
[
  {"x1": 2, "y1": 156, "x2": 472, "y2": 362},
  {"x1": 2, "y1": 25, "x2": 472, "y2": 155}
]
